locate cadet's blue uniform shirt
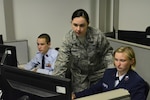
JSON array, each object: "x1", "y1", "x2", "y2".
[{"x1": 25, "y1": 48, "x2": 58, "y2": 75}]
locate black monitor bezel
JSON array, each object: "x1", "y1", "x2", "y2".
[{"x1": 0, "y1": 64, "x2": 72, "y2": 100}]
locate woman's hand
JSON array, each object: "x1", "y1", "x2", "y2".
[{"x1": 72, "y1": 92, "x2": 76, "y2": 100}]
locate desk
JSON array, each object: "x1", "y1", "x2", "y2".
[{"x1": 76, "y1": 89, "x2": 130, "y2": 100}]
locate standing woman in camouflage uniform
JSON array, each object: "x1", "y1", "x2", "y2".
[{"x1": 52, "y1": 9, "x2": 113, "y2": 93}]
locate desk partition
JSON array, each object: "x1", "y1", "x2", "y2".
[
  {"x1": 76, "y1": 89, "x2": 130, "y2": 100},
  {"x1": 4, "y1": 40, "x2": 29, "y2": 65}
]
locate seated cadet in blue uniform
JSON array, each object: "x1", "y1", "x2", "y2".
[
  {"x1": 72, "y1": 46, "x2": 148, "y2": 100},
  {"x1": 24, "y1": 33, "x2": 58, "y2": 75}
]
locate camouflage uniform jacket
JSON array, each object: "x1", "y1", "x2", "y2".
[{"x1": 53, "y1": 26, "x2": 113, "y2": 92}]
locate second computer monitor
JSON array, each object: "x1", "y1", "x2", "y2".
[{"x1": 0, "y1": 44, "x2": 17, "y2": 67}]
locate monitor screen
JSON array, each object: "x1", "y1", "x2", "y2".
[
  {"x1": 0, "y1": 44, "x2": 17, "y2": 67},
  {"x1": 0, "y1": 65, "x2": 72, "y2": 100}
]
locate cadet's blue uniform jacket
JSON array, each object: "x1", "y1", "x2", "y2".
[{"x1": 75, "y1": 68, "x2": 147, "y2": 100}]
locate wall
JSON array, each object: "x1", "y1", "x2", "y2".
[
  {"x1": 0, "y1": 0, "x2": 6, "y2": 40},
  {"x1": 118, "y1": 0, "x2": 150, "y2": 31},
  {"x1": 10, "y1": 0, "x2": 99, "y2": 59},
  {"x1": 108, "y1": 37, "x2": 150, "y2": 100},
  {"x1": 1, "y1": 0, "x2": 150, "y2": 59}
]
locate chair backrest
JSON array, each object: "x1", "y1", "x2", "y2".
[
  {"x1": 55, "y1": 47, "x2": 59, "y2": 51},
  {"x1": 146, "y1": 26, "x2": 150, "y2": 35},
  {"x1": 145, "y1": 81, "x2": 150, "y2": 99},
  {"x1": 17, "y1": 95, "x2": 30, "y2": 100}
]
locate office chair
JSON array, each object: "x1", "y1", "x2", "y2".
[
  {"x1": 17, "y1": 95, "x2": 30, "y2": 100},
  {"x1": 55, "y1": 47, "x2": 59, "y2": 51},
  {"x1": 145, "y1": 81, "x2": 150, "y2": 99},
  {"x1": 146, "y1": 26, "x2": 150, "y2": 35}
]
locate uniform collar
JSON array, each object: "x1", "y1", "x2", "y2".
[{"x1": 116, "y1": 72, "x2": 126, "y2": 81}]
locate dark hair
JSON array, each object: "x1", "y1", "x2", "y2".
[
  {"x1": 38, "y1": 33, "x2": 51, "y2": 44},
  {"x1": 71, "y1": 9, "x2": 89, "y2": 24}
]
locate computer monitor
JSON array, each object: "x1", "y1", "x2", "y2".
[
  {"x1": 0, "y1": 35, "x2": 3, "y2": 44},
  {"x1": 0, "y1": 44, "x2": 17, "y2": 67},
  {"x1": 0, "y1": 64, "x2": 72, "y2": 100}
]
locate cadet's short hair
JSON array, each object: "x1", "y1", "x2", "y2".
[{"x1": 38, "y1": 33, "x2": 51, "y2": 44}]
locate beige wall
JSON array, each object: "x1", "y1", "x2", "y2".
[
  {"x1": 118, "y1": 0, "x2": 150, "y2": 31},
  {"x1": 0, "y1": 0, "x2": 6, "y2": 40},
  {"x1": 11, "y1": 0, "x2": 100, "y2": 59}
]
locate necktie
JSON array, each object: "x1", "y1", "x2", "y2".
[
  {"x1": 115, "y1": 77, "x2": 120, "y2": 81},
  {"x1": 115, "y1": 77, "x2": 120, "y2": 87},
  {"x1": 42, "y1": 55, "x2": 45, "y2": 69}
]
